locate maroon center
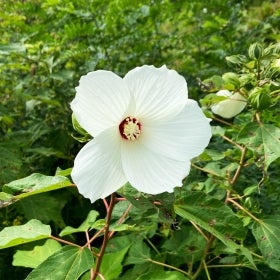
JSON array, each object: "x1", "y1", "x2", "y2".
[{"x1": 119, "y1": 117, "x2": 142, "y2": 140}]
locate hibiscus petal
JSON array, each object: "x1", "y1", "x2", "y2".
[
  {"x1": 211, "y1": 90, "x2": 247, "y2": 119},
  {"x1": 71, "y1": 71, "x2": 131, "y2": 137},
  {"x1": 121, "y1": 141, "x2": 191, "y2": 194},
  {"x1": 141, "y1": 99, "x2": 212, "y2": 161},
  {"x1": 71, "y1": 127, "x2": 126, "y2": 203},
  {"x1": 123, "y1": 65, "x2": 188, "y2": 122}
]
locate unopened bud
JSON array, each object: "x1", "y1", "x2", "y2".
[
  {"x1": 248, "y1": 87, "x2": 272, "y2": 110},
  {"x1": 248, "y1": 43, "x2": 264, "y2": 60}
]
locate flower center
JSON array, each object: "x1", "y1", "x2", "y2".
[{"x1": 119, "y1": 117, "x2": 142, "y2": 141}]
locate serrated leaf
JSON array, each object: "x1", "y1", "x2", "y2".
[
  {"x1": 13, "y1": 239, "x2": 62, "y2": 268},
  {"x1": 26, "y1": 246, "x2": 94, "y2": 280},
  {"x1": 174, "y1": 192, "x2": 245, "y2": 242},
  {"x1": 0, "y1": 219, "x2": 51, "y2": 249},
  {"x1": 162, "y1": 225, "x2": 206, "y2": 263},
  {"x1": 59, "y1": 210, "x2": 99, "y2": 237},
  {"x1": 174, "y1": 191, "x2": 256, "y2": 269},
  {"x1": 252, "y1": 217, "x2": 280, "y2": 271},
  {"x1": 238, "y1": 123, "x2": 280, "y2": 170},
  {"x1": 1, "y1": 173, "x2": 73, "y2": 206}
]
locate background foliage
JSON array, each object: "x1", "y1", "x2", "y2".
[{"x1": 0, "y1": 0, "x2": 279, "y2": 279}]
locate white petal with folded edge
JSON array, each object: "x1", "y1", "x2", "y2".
[
  {"x1": 123, "y1": 65, "x2": 188, "y2": 122},
  {"x1": 121, "y1": 141, "x2": 191, "y2": 194},
  {"x1": 71, "y1": 127, "x2": 126, "y2": 203},
  {"x1": 71, "y1": 71, "x2": 131, "y2": 137},
  {"x1": 211, "y1": 91, "x2": 247, "y2": 119},
  {"x1": 141, "y1": 99, "x2": 211, "y2": 161}
]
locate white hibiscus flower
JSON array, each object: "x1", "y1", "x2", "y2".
[
  {"x1": 71, "y1": 65, "x2": 211, "y2": 203},
  {"x1": 211, "y1": 90, "x2": 247, "y2": 119}
]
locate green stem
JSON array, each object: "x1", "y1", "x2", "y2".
[
  {"x1": 145, "y1": 237, "x2": 161, "y2": 256},
  {"x1": 230, "y1": 146, "x2": 247, "y2": 185},
  {"x1": 207, "y1": 263, "x2": 243, "y2": 268},
  {"x1": 148, "y1": 259, "x2": 190, "y2": 277},
  {"x1": 203, "y1": 259, "x2": 211, "y2": 280},
  {"x1": 50, "y1": 235, "x2": 81, "y2": 248},
  {"x1": 227, "y1": 198, "x2": 260, "y2": 223},
  {"x1": 191, "y1": 235, "x2": 215, "y2": 280}
]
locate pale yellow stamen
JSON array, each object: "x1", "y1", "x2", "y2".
[{"x1": 119, "y1": 117, "x2": 141, "y2": 141}]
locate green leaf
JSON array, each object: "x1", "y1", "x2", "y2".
[
  {"x1": 26, "y1": 246, "x2": 94, "y2": 280},
  {"x1": 136, "y1": 270, "x2": 189, "y2": 280},
  {"x1": 125, "y1": 240, "x2": 151, "y2": 265},
  {"x1": 59, "y1": 210, "x2": 99, "y2": 237},
  {"x1": 13, "y1": 239, "x2": 62, "y2": 268},
  {"x1": 238, "y1": 123, "x2": 280, "y2": 170},
  {"x1": 0, "y1": 43, "x2": 26, "y2": 54},
  {"x1": 1, "y1": 173, "x2": 73, "y2": 206},
  {"x1": 162, "y1": 225, "x2": 206, "y2": 263},
  {"x1": 174, "y1": 192, "x2": 256, "y2": 268},
  {"x1": 17, "y1": 192, "x2": 68, "y2": 225},
  {"x1": 0, "y1": 219, "x2": 51, "y2": 249},
  {"x1": 174, "y1": 192, "x2": 245, "y2": 242},
  {"x1": 252, "y1": 217, "x2": 280, "y2": 271},
  {"x1": 99, "y1": 246, "x2": 130, "y2": 280}
]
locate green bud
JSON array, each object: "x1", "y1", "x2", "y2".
[
  {"x1": 239, "y1": 73, "x2": 256, "y2": 87},
  {"x1": 222, "y1": 72, "x2": 240, "y2": 89},
  {"x1": 248, "y1": 87, "x2": 272, "y2": 110},
  {"x1": 248, "y1": 42, "x2": 264, "y2": 60}
]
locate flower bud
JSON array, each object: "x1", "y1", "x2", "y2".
[
  {"x1": 211, "y1": 90, "x2": 247, "y2": 119},
  {"x1": 248, "y1": 87, "x2": 272, "y2": 110},
  {"x1": 248, "y1": 43, "x2": 264, "y2": 60}
]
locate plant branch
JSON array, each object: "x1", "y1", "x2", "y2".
[
  {"x1": 190, "y1": 221, "x2": 209, "y2": 242},
  {"x1": 50, "y1": 235, "x2": 81, "y2": 248},
  {"x1": 230, "y1": 146, "x2": 247, "y2": 185},
  {"x1": 108, "y1": 202, "x2": 132, "y2": 239},
  {"x1": 227, "y1": 197, "x2": 260, "y2": 223},
  {"x1": 92, "y1": 193, "x2": 117, "y2": 280},
  {"x1": 82, "y1": 228, "x2": 105, "y2": 249},
  {"x1": 85, "y1": 231, "x2": 95, "y2": 279},
  {"x1": 207, "y1": 263, "x2": 243, "y2": 268},
  {"x1": 203, "y1": 259, "x2": 211, "y2": 280},
  {"x1": 191, "y1": 235, "x2": 215, "y2": 280},
  {"x1": 221, "y1": 135, "x2": 243, "y2": 150},
  {"x1": 191, "y1": 163, "x2": 221, "y2": 177}
]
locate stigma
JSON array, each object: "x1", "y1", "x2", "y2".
[{"x1": 119, "y1": 117, "x2": 142, "y2": 141}]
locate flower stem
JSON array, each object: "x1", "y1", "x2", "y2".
[
  {"x1": 191, "y1": 235, "x2": 215, "y2": 280},
  {"x1": 227, "y1": 197, "x2": 261, "y2": 223},
  {"x1": 230, "y1": 146, "x2": 247, "y2": 185},
  {"x1": 92, "y1": 193, "x2": 116, "y2": 280},
  {"x1": 203, "y1": 259, "x2": 211, "y2": 280},
  {"x1": 148, "y1": 258, "x2": 190, "y2": 277},
  {"x1": 50, "y1": 235, "x2": 81, "y2": 248}
]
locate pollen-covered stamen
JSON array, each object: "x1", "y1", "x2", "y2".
[{"x1": 119, "y1": 117, "x2": 142, "y2": 140}]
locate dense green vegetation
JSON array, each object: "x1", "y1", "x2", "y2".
[{"x1": 0, "y1": 0, "x2": 279, "y2": 279}]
